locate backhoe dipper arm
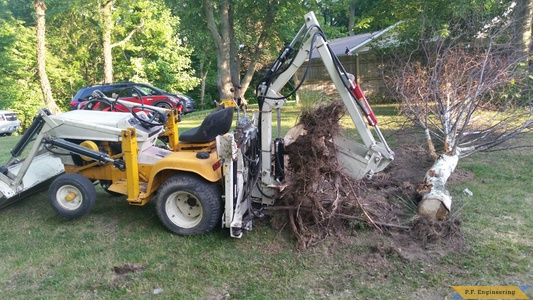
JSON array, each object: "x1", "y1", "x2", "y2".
[{"x1": 256, "y1": 11, "x2": 394, "y2": 190}]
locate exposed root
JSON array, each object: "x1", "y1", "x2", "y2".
[
  {"x1": 277, "y1": 100, "x2": 381, "y2": 249},
  {"x1": 409, "y1": 216, "x2": 463, "y2": 247},
  {"x1": 271, "y1": 100, "x2": 465, "y2": 252}
]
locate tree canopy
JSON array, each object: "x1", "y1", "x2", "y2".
[{"x1": 0, "y1": 0, "x2": 530, "y2": 129}]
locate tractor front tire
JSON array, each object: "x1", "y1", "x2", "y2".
[
  {"x1": 48, "y1": 173, "x2": 96, "y2": 218},
  {"x1": 156, "y1": 173, "x2": 222, "y2": 235}
]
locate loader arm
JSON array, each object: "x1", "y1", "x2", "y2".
[
  {"x1": 256, "y1": 12, "x2": 394, "y2": 199},
  {"x1": 0, "y1": 109, "x2": 65, "y2": 209}
]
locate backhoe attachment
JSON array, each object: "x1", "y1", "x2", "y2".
[
  {"x1": 255, "y1": 11, "x2": 394, "y2": 198},
  {"x1": 219, "y1": 11, "x2": 395, "y2": 238}
]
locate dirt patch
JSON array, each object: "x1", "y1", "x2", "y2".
[
  {"x1": 112, "y1": 263, "x2": 144, "y2": 281},
  {"x1": 272, "y1": 100, "x2": 471, "y2": 260}
]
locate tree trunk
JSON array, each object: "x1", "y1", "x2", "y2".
[
  {"x1": 102, "y1": 0, "x2": 114, "y2": 83},
  {"x1": 203, "y1": 0, "x2": 280, "y2": 102},
  {"x1": 204, "y1": 0, "x2": 233, "y2": 100},
  {"x1": 417, "y1": 153, "x2": 459, "y2": 219},
  {"x1": 199, "y1": 59, "x2": 208, "y2": 110},
  {"x1": 238, "y1": 0, "x2": 278, "y2": 102},
  {"x1": 34, "y1": 0, "x2": 60, "y2": 114},
  {"x1": 293, "y1": 73, "x2": 300, "y2": 105},
  {"x1": 348, "y1": 0, "x2": 356, "y2": 36},
  {"x1": 514, "y1": 0, "x2": 533, "y2": 58},
  {"x1": 228, "y1": 5, "x2": 240, "y2": 88}
]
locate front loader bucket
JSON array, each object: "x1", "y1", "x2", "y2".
[
  {"x1": 0, "y1": 152, "x2": 64, "y2": 210},
  {"x1": 0, "y1": 176, "x2": 59, "y2": 210},
  {"x1": 0, "y1": 109, "x2": 64, "y2": 210}
]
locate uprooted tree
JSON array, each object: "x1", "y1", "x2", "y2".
[
  {"x1": 383, "y1": 3, "x2": 533, "y2": 219},
  {"x1": 279, "y1": 100, "x2": 389, "y2": 249}
]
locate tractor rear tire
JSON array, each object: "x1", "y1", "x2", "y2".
[
  {"x1": 48, "y1": 173, "x2": 96, "y2": 218},
  {"x1": 156, "y1": 173, "x2": 222, "y2": 235}
]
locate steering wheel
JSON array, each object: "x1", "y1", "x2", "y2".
[
  {"x1": 81, "y1": 90, "x2": 115, "y2": 111},
  {"x1": 131, "y1": 105, "x2": 167, "y2": 127},
  {"x1": 83, "y1": 97, "x2": 115, "y2": 111}
]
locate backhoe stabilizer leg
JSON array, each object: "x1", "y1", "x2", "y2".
[{"x1": 217, "y1": 134, "x2": 259, "y2": 238}]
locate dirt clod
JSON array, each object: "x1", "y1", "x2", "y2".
[{"x1": 113, "y1": 264, "x2": 144, "y2": 275}]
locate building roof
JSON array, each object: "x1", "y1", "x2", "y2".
[{"x1": 312, "y1": 22, "x2": 399, "y2": 58}]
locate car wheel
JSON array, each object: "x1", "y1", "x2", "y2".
[
  {"x1": 156, "y1": 173, "x2": 222, "y2": 235},
  {"x1": 155, "y1": 102, "x2": 173, "y2": 110},
  {"x1": 48, "y1": 173, "x2": 96, "y2": 218}
]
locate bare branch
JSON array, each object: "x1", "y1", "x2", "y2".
[
  {"x1": 383, "y1": 6, "x2": 532, "y2": 158},
  {"x1": 111, "y1": 19, "x2": 145, "y2": 49}
]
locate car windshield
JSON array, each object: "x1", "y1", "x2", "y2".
[
  {"x1": 134, "y1": 86, "x2": 155, "y2": 95},
  {"x1": 5, "y1": 114, "x2": 17, "y2": 121},
  {"x1": 133, "y1": 88, "x2": 149, "y2": 96},
  {"x1": 137, "y1": 84, "x2": 167, "y2": 94},
  {"x1": 114, "y1": 87, "x2": 149, "y2": 97}
]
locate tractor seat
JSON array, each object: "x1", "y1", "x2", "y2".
[{"x1": 179, "y1": 108, "x2": 234, "y2": 143}]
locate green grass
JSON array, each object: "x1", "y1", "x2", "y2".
[{"x1": 0, "y1": 106, "x2": 532, "y2": 299}]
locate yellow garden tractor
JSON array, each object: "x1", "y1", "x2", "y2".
[{"x1": 0, "y1": 12, "x2": 393, "y2": 238}]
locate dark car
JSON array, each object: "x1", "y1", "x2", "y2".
[
  {"x1": 71, "y1": 83, "x2": 182, "y2": 111},
  {"x1": 129, "y1": 82, "x2": 196, "y2": 114},
  {"x1": 173, "y1": 93, "x2": 195, "y2": 114}
]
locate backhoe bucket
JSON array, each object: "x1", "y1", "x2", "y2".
[
  {"x1": 334, "y1": 134, "x2": 392, "y2": 180},
  {"x1": 284, "y1": 124, "x2": 393, "y2": 181}
]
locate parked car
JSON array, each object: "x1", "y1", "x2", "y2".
[
  {"x1": 173, "y1": 93, "x2": 195, "y2": 114},
  {"x1": 70, "y1": 83, "x2": 182, "y2": 112},
  {"x1": 0, "y1": 110, "x2": 21, "y2": 136},
  {"x1": 128, "y1": 82, "x2": 196, "y2": 114},
  {"x1": 71, "y1": 82, "x2": 195, "y2": 114}
]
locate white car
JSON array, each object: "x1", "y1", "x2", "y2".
[{"x1": 0, "y1": 110, "x2": 21, "y2": 136}]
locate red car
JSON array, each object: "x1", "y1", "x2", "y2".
[{"x1": 71, "y1": 84, "x2": 182, "y2": 113}]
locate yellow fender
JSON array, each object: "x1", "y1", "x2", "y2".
[{"x1": 144, "y1": 151, "x2": 222, "y2": 196}]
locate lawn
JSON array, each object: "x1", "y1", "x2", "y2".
[{"x1": 0, "y1": 104, "x2": 531, "y2": 299}]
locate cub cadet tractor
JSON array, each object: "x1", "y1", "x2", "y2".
[{"x1": 0, "y1": 12, "x2": 393, "y2": 238}]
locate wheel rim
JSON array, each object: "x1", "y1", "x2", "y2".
[
  {"x1": 157, "y1": 103, "x2": 172, "y2": 110},
  {"x1": 56, "y1": 184, "x2": 83, "y2": 211},
  {"x1": 165, "y1": 191, "x2": 203, "y2": 228}
]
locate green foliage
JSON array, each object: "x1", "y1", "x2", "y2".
[
  {"x1": 387, "y1": 0, "x2": 514, "y2": 44},
  {"x1": 296, "y1": 89, "x2": 331, "y2": 110},
  {"x1": 110, "y1": 1, "x2": 197, "y2": 93},
  {"x1": 0, "y1": 0, "x2": 200, "y2": 114},
  {"x1": 0, "y1": 0, "x2": 32, "y2": 24},
  {"x1": 0, "y1": 17, "x2": 45, "y2": 128},
  {"x1": 302, "y1": 0, "x2": 399, "y2": 36}
]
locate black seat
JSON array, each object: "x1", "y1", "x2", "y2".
[{"x1": 179, "y1": 108, "x2": 234, "y2": 143}]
